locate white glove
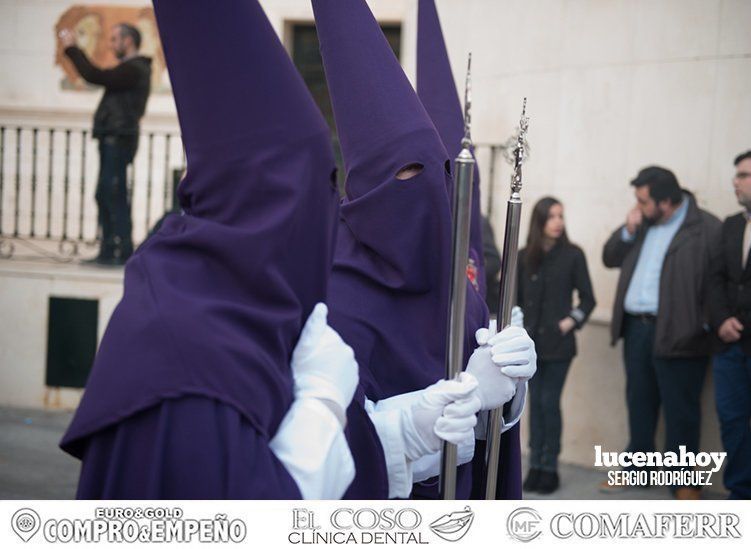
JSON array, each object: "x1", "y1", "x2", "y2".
[
  {"x1": 290, "y1": 303, "x2": 358, "y2": 426},
  {"x1": 465, "y1": 343, "x2": 517, "y2": 411},
  {"x1": 411, "y1": 433, "x2": 476, "y2": 483},
  {"x1": 474, "y1": 307, "x2": 524, "y2": 346},
  {"x1": 370, "y1": 393, "x2": 478, "y2": 490},
  {"x1": 486, "y1": 326, "x2": 537, "y2": 382},
  {"x1": 468, "y1": 318, "x2": 535, "y2": 410},
  {"x1": 401, "y1": 373, "x2": 481, "y2": 461},
  {"x1": 511, "y1": 306, "x2": 524, "y2": 328}
]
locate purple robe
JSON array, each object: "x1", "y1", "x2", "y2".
[
  {"x1": 417, "y1": 0, "x2": 523, "y2": 500},
  {"x1": 312, "y1": 0, "x2": 488, "y2": 499},
  {"x1": 60, "y1": 0, "x2": 387, "y2": 499}
]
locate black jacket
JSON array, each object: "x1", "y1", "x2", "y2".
[
  {"x1": 517, "y1": 242, "x2": 596, "y2": 361},
  {"x1": 65, "y1": 47, "x2": 151, "y2": 139},
  {"x1": 603, "y1": 192, "x2": 721, "y2": 358},
  {"x1": 708, "y1": 212, "x2": 751, "y2": 354}
]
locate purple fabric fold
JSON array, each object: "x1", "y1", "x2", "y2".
[
  {"x1": 74, "y1": 393, "x2": 388, "y2": 500},
  {"x1": 344, "y1": 388, "x2": 390, "y2": 499},
  {"x1": 313, "y1": 0, "x2": 488, "y2": 499},
  {"x1": 60, "y1": 0, "x2": 391, "y2": 499},
  {"x1": 470, "y1": 426, "x2": 523, "y2": 500},
  {"x1": 312, "y1": 0, "x2": 443, "y2": 201},
  {"x1": 76, "y1": 396, "x2": 303, "y2": 499}
]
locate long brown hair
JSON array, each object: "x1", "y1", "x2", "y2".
[{"x1": 525, "y1": 196, "x2": 569, "y2": 274}]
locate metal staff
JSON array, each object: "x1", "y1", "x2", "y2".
[
  {"x1": 440, "y1": 54, "x2": 475, "y2": 500},
  {"x1": 484, "y1": 99, "x2": 529, "y2": 499}
]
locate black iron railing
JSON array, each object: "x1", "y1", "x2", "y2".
[
  {"x1": 0, "y1": 124, "x2": 507, "y2": 262},
  {"x1": 0, "y1": 126, "x2": 185, "y2": 261}
]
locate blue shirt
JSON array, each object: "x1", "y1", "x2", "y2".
[{"x1": 623, "y1": 198, "x2": 689, "y2": 314}]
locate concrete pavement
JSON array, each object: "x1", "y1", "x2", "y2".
[{"x1": 0, "y1": 406, "x2": 727, "y2": 500}]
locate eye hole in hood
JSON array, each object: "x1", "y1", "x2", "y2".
[{"x1": 396, "y1": 163, "x2": 424, "y2": 180}]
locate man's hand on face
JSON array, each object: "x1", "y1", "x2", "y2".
[
  {"x1": 59, "y1": 29, "x2": 76, "y2": 49},
  {"x1": 625, "y1": 206, "x2": 643, "y2": 236},
  {"x1": 718, "y1": 316, "x2": 744, "y2": 343}
]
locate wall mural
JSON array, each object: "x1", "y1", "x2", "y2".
[{"x1": 54, "y1": 5, "x2": 169, "y2": 93}]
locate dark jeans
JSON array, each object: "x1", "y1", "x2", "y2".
[
  {"x1": 96, "y1": 137, "x2": 136, "y2": 256},
  {"x1": 528, "y1": 359, "x2": 571, "y2": 472},
  {"x1": 713, "y1": 343, "x2": 751, "y2": 499},
  {"x1": 622, "y1": 314, "x2": 707, "y2": 486}
]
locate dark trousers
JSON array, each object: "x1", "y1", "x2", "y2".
[
  {"x1": 713, "y1": 343, "x2": 751, "y2": 499},
  {"x1": 96, "y1": 137, "x2": 136, "y2": 256},
  {"x1": 622, "y1": 314, "x2": 707, "y2": 486},
  {"x1": 528, "y1": 359, "x2": 571, "y2": 472}
]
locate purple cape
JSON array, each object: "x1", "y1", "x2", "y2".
[
  {"x1": 312, "y1": 0, "x2": 487, "y2": 499},
  {"x1": 417, "y1": 0, "x2": 522, "y2": 500},
  {"x1": 60, "y1": 0, "x2": 387, "y2": 499}
]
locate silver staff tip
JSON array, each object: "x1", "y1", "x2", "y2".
[
  {"x1": 510, "y1": 98, "x2": 529, "y2": 193},
  {"x1": 460, "y1": 52, "x2": 473, "y2": 149},
  {"x1": 519, "y1": 98, "x2": 529, "y2": 136}
]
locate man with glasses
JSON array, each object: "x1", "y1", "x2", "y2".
[{"x1": 708, "y1": 150, "x2": 751, "y2": 499}]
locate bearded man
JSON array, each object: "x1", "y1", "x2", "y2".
[{"x1": 602, "y1": 166, "x2": 720, "y2": 499}]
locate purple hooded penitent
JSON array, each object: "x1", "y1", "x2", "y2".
[
  {"x1": 60, "y1": 0, "x2": 387, "y2": 499},
  {"x1": 417, "y1": 0, "x2": 522, "y2": 500},
  {"x1": 313, "y1": 0, "x2": 487, "y2": 499}
]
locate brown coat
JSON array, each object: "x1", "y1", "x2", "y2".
[{"x1": 602, "y1": 193, "x2": 721, "y2": 358}]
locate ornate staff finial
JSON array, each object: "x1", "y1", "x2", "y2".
[
  {"x1": 510, "y1": 98, "x2": 528, "y2": 193},
  {"x1": 484, "y1": 96, "x2": 529, "y2": 499},
  {"x1": 461, "y1": 53, "x2": 472, "y2": 149}
]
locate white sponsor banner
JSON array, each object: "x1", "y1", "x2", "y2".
[{"x1": 1, "y1": 499, "x2": 747, "y2": 548}]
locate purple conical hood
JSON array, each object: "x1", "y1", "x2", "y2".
[
  {"x1": 315, "y1": 0, "x2": 489, "y2": 498},
  {"x1": 163, "y1": 0, "x2": 333, "y2": 225},
  {"x1": 417, "y1": 0, "x2": 486, "y2": 297},
  {"x1": 416, "y1": 0, "x2": 464, "y2": 162},
  {"x1": 312, "y1": 0, "x2": 447, "y2": 201},
  {"x1": 61, "y1": 0, "x2": 339, "y2": 458}
]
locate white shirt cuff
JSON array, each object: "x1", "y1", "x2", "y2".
[
  {"x1": 620, "y1": 226, "x2": 636, "y2": 242},
  {"x1": 365, "y1": 400, "x2": 413, "y2": 499},
  {"x1": 411, "y1": 435, "x2": 475, "y2": 483},
  {"x1": 503, "y1": 380, "x2": 527, "y2": 429},
  {"x1": 269, "y1": 397, "x2": 355, "y2": 499}
]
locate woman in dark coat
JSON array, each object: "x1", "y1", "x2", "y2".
[{"x1": 518, "y1": 197, "x2": 596, "y2": 494}]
